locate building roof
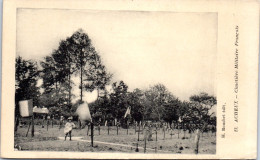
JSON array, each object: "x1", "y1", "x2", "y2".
[{"x1": 33, "y1": 106, "x2": 49, "y2": 114}]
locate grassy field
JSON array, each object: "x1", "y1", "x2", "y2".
[{"x1": 14, "y1": 123, "x2": 216, "y2": 154}]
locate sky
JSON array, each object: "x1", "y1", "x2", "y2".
[{"x1": 16, "y1": 9, "x2": 217, "y2": 101}]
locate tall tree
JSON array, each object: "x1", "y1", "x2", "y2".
[
  {"x1": 59, "y1": 29, "x2": 111, "y2": 103},
  {"x1": 51, "y1": 40, "x2": 76, "y2": 108},
  {"x1": 162, "y1": 98, "x2": 182, "y2": 125},
  {"x1": 40, "y1": 29, "x2": 112, "y2": 115},
  {"x1": 127, "y1": 88, "x2": 144, "y2": 122},
  {"x1": 69, "y1": 29, "x2": 92, "y2": 102},
  {"x1": 144, "y1": 84, "x2": 175, "y2": 121},
  {"x1": 109, "y1": 81, "x2": 129, "y2": 120}
]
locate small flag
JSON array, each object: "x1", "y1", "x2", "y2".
[
  {"x1": 76, "y1": 102, "x2": 92, "y2": 121},
  {"x1": 19, "y1": 99, "x2": 33, "y2": 117},
  {"x1": 124, "y1": 107, "x2": 131, "y2": 118}
]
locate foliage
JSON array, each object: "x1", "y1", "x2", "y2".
[
  {"x1": 185, "y1": 92, "x2": 217, "y2": 131},
  {"x1": 143, "y1": 84, "x2": 176, "y2": 121},
  {"x1": 162, "y1": 98, "x2": 182, "y2": 124},
  {"x1": 84, "y1": 53, "x2": 112, "y2": 93},
  {"x1": 40, "y1": 29, "x2": 111, "y2": 116},
  {"x1": 109, "y1": 81, "x2": 129, "y2": 120},
  {"x1": 15, "y1": 56, "x2": 40, "y2": 109},
  {"x1": 127, "y1": 88, "x2": 144, "y2": 122}
]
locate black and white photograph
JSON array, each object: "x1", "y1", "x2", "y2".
[{"x1": 14, "y1": 9, "x2": 218, "y2": 154}]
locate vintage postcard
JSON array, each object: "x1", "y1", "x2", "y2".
[{"x1": 1, "y1": 0, "x2": 259, "y2": 159}]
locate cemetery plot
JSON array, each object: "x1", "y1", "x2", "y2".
[
  {"x1": 15, "y1": 123, "x2": 216, "y2": 154},
  {"x1": 15, "y1": 23, "x2": 217, "y2": 155}
]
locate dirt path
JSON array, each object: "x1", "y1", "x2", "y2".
[{"x1": 57, "y1": 137, "x2": 172, "y2": 153}]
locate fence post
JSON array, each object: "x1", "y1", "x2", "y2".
[
  {"x1": 135, "y1": 143, "x2": 139, "y2": 152},
  {"x1": 144, "y1": 129, "x2": 146, "y2": 153},
  {"x1": 163, "y1": 126, "x2": 165, "y2": 140},
  {"x1": 31, "y1": 115, "x2": 34, "y2": 137},
  {"x1": 15, "y1": 115, "x2": 19, "y2": 132},
  {"x1": 156, "y1": 127, "x2": 157, "y2": 141},
  {"x1": 117, "y1": 125, "x2": 119, "y2": 135},
  {"x1": 47, "y1": 120, "x2": 49, "y2": 131},
  {"x1": 108, "y1": 124, "x2": 109, "y2": 135},
  {"x1": 26, "y1": 122, "x2": 31, "y2": 137},
  {"x1": 178, "y1": 123, "x2": 180, "y2": 139},
  {"x1": 98, "y1": 124, "x2": 100, "y2": 135},
  {"x1": 135, "y1": 122, "x2": 136, "y2": 134},
  {"x1": 42, "y1": 117, "x2": 44, "y2": 128},
  {"x1": 155, "y1": 126, "x2": 158, "y2": 153},
  {"x1": 138, "y1": 123, "x2": 140, "y2": 141},
  {"x1": 87, "y1": 123, "x2": 90, "y2": 136},
  {"x1": 91, "y1": 122, "x2": 94, "y2": 147}
]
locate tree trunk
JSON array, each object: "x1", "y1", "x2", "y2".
[
  {"x1": 91, "y1": 122, "x2": 94, "y2": 147},
  {"x1": 194, "y1": 129, "x2": 200, "y2": 154},
  {"x1": 68, "y1": 53, "x2": 71, "y2": 108},
  {"x1": 144, "y1": 128, "x2": 147, "y2": 153},
  {"x1": 68, "y1": 74, "x2": 71, "y2": 107},
  {"x1": 80, "y1": 62, "x2": 83, "y2": 102}
]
